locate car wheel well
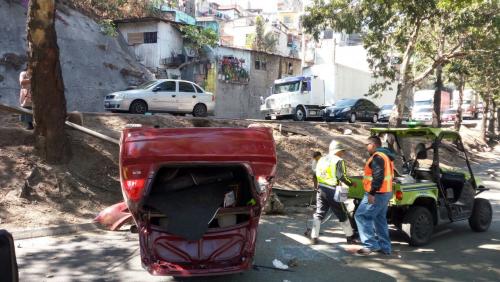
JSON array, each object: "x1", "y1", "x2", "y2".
[
  {"x1": 129, "y1": 99, "x2": 148, "y2": 114},
  {"x1": 192, "y1": 103, "x2": 208, "y2": 117},
  {"x1": 412, "y1": 197, "x2": 437, "y2": 225}
]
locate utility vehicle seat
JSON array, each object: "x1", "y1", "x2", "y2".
[
  {"x1": 441, "y1": 172, "x2": 465, "y2": 202},
  {"x1": 410, "y1": 143, "x2": 427, "y2": 177}
]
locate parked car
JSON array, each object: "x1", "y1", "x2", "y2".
[
  {"x1": 323, "y1": 98, "x2": 380, "y2": 123},
  {"x1": 412, "y1": 107, "x2": 433, "y2": 122},
  {"x1": 104, "y1": 79, "x2": 215, "y2": 117},
  {"x1": 441, "y1": 108, "x2": 458, "y2": 123},
  {"x1": 379, "y1": 104, "x2": 410, "y2": 122}
]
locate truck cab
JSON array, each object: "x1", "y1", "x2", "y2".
[{"x1": 260, "y1": 76, "x2": 326, "y2": 121}]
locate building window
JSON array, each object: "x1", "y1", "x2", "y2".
[
  {"x1": 255, "y1": 59, "x2": 267, "y2": 71},
  {"x1": 144, "y1": 32, "x2": 157, "y2": 44}
]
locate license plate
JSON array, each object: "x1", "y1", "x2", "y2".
[
  {"x1": 105, "y1": 102, "x2": 110, "y2": 107},
  {"x1": 309, "y1": 111, "x2": 317, "y2": 115},
  {"x1": 271, "y1": 115, "x2": 277, "y2": 120}
]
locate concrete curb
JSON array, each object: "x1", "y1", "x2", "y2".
[{"x1": 11, "y1": 222, "x2": 99, "y2": 240}]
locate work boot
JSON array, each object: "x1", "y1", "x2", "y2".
[{"x1": 310, "y1": 218, "x2": 321, "y2": 245}]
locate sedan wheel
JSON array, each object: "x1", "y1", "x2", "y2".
[
  {"x1": 129, "y1": 100, "x2": 147, "y2": 114},
  {"x1": 193, "y1": 103, "x2": 208, "y2": 117}
]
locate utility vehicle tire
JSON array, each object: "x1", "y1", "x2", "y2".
[
  {"x1": 193, "y1": 103, "x2": 208, "y2": 117},
  {"x1": 469, "y1": 198, "x2": 492, "y2": 232},
  {"x1": 129, "y1": 100, "x2": 148, "y2": 114},
  {"x1": 372, "y1": 114, "x2": 378, "y2": 123},
  {"x1": 349, "y1": 113, "x2": 356, "y2": 123},
  {"x1": 293, "y1": 106, "x2": 306, "y2": 121},
  {"x1": 402, "y1": 206, "x2": 434, "y2": 246}
]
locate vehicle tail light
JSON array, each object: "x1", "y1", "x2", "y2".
[
  {"x1": 122, "y1": 164, "x2": 150, "y2": 201},
  {"x1": 395, "y1": 190, "x2": 403, "y2": 201},
  {"x1": 212, "y1": 95, "x2": 215, "y2": 102}
]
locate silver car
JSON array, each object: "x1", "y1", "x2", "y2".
[{"x1": 104, "y1": 80, "x2": 215, "y2": 117}]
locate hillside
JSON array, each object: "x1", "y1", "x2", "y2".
[{"x1": 0, "y1": 0, "x2": 153, "y2": 112}]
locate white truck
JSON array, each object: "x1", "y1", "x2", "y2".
[
  {"x1": 260, "y1": 76, "x2": 326, "y2": 121},
  {"x1": 453, "y1": 89, "x2": 480, "y2": 119}
]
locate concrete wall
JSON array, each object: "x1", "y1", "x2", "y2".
[
  {"x1": 158, "y1": 22, "x2": 185, "y2": 66},
  {"x1": 117, "y1": 21, "x2": 184, "y2": 70},
  {"x1": 118, "y1": 22, "x2": 159, "y2": 69},
  {"x1": 0, "y1": 1, "x2": 152, "y2": 112},
  {"x1": 214, "y1": 46, "x2": 301, "y2": 118}
]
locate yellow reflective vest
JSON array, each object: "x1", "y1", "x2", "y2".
[{"x1": 315, "y1": 154, "x2": 343, "y2": 187}]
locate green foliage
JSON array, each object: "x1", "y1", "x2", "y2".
[
  {"x1": 179, "y1": 25, "x2": 219, "y2": 52},
  {"x1": 99, "y1": 19, "x2": 118, "y2": 37},
  {"x1": 302, "y1": 0, "x2": 498, "y2": 115},
  {"x1": 253, "y1": 16, "x2": 278, "y2": 53},
  {"x1": 253, "y1": 16, "x2": 266, "y2": 51}
]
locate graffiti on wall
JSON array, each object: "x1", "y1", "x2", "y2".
[{"x1": 218, "y1": 56, "x2": 249, "y2": 84}]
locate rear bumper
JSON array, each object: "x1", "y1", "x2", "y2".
[{"x1": 139, "y1": 216, "x2": 259, "y2": 277}]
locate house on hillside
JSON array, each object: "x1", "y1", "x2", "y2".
[
  {"x1": 114, "y1": 17, "x2": 301, "y2": 119},
  {"x1": 115, "y1": 17, "x2": 188, "y2": 79}
]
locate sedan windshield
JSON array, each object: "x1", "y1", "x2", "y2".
[
  {"x1": 136, "y1": 80, "x2": 158, "y2": 90},
  {"x1": 273, "y1": 81, "x2": 300, "y2": 94},
  {"x1": 335, "y1": 99, "x2": 357, "y2": 107}
]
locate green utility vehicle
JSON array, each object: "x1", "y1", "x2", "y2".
[{"x1": 348, "y1": 128, "x2": 492, "y2": 246}]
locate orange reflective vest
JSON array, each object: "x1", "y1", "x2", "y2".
[{"x1": 363, "y1": 151, "x2": 394, "y2": 193}]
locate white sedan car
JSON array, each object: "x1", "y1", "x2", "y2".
[{"x1": 104, "y1": 79, "x2": 215, "y2": 117}]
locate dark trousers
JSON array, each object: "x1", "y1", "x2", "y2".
[{"x1": 313, "y1": 185, "x2": 349, "y2": 222}]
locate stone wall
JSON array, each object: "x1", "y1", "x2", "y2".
[{"x1": 0, "y1": 1, "x2": 152, "y2": 112}]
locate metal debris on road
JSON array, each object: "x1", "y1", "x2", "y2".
[{"x1": 272, "y1": 259, "x2": 289, "y2": 270}]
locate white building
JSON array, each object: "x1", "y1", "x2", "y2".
[
  {"x1": 115, "y1": 18, "x2": 185, "y2": 74},
  {"x1": 303, "y1": 34, "x2": 397, "y2": 106}
]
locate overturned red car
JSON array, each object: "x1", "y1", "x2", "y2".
[{"x1": 119, "y1": 126, "x2": 277, "y2": 277}]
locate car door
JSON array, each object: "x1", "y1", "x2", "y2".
[
  {"x1": 176, "y1": 81, "x2": 198, "y2": 113},
  {"x1": 151, "y1": 81, "x2": 177, "y2": 112},
  {"x1": 354, "y1": 100, "x2": 366, "y2": 120},
  {"x1": 366, "y1": 100, "x2": 379, "y2": 120}
]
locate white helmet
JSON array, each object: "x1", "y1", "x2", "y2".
[{"x1": 329, "y1": 140, "x2": 346, "y2": 155}]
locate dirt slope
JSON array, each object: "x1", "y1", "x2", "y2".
[{"x1": 0, "y1": 110, "x2": 492, "y2": 229}]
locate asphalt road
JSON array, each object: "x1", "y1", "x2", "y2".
[{"x1": 13, "y1": 153, "x2": 499, "y2": 282}]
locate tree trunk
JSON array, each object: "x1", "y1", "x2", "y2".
[
  {"x1": 497, "y1": 106, "x2": 500, "y2": 133},
  {"x1": 432, "y1": 65, "x2": 443, "y2": 128},
  {"x1": 488, "y1": 98, "x2": 496, "y2": 137},
  {"x1": 27, "y1": 0, "x2": 71, "y2": 164},
  {"x1": 389, "y1": 82, "x2": 413, "y2": 128},
  {"x1": 481, "y1": 94, "x2": 490, "y2": 142},
  {"x1": 454, "y1": 74, "x2": 465, "y2": 131}
]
